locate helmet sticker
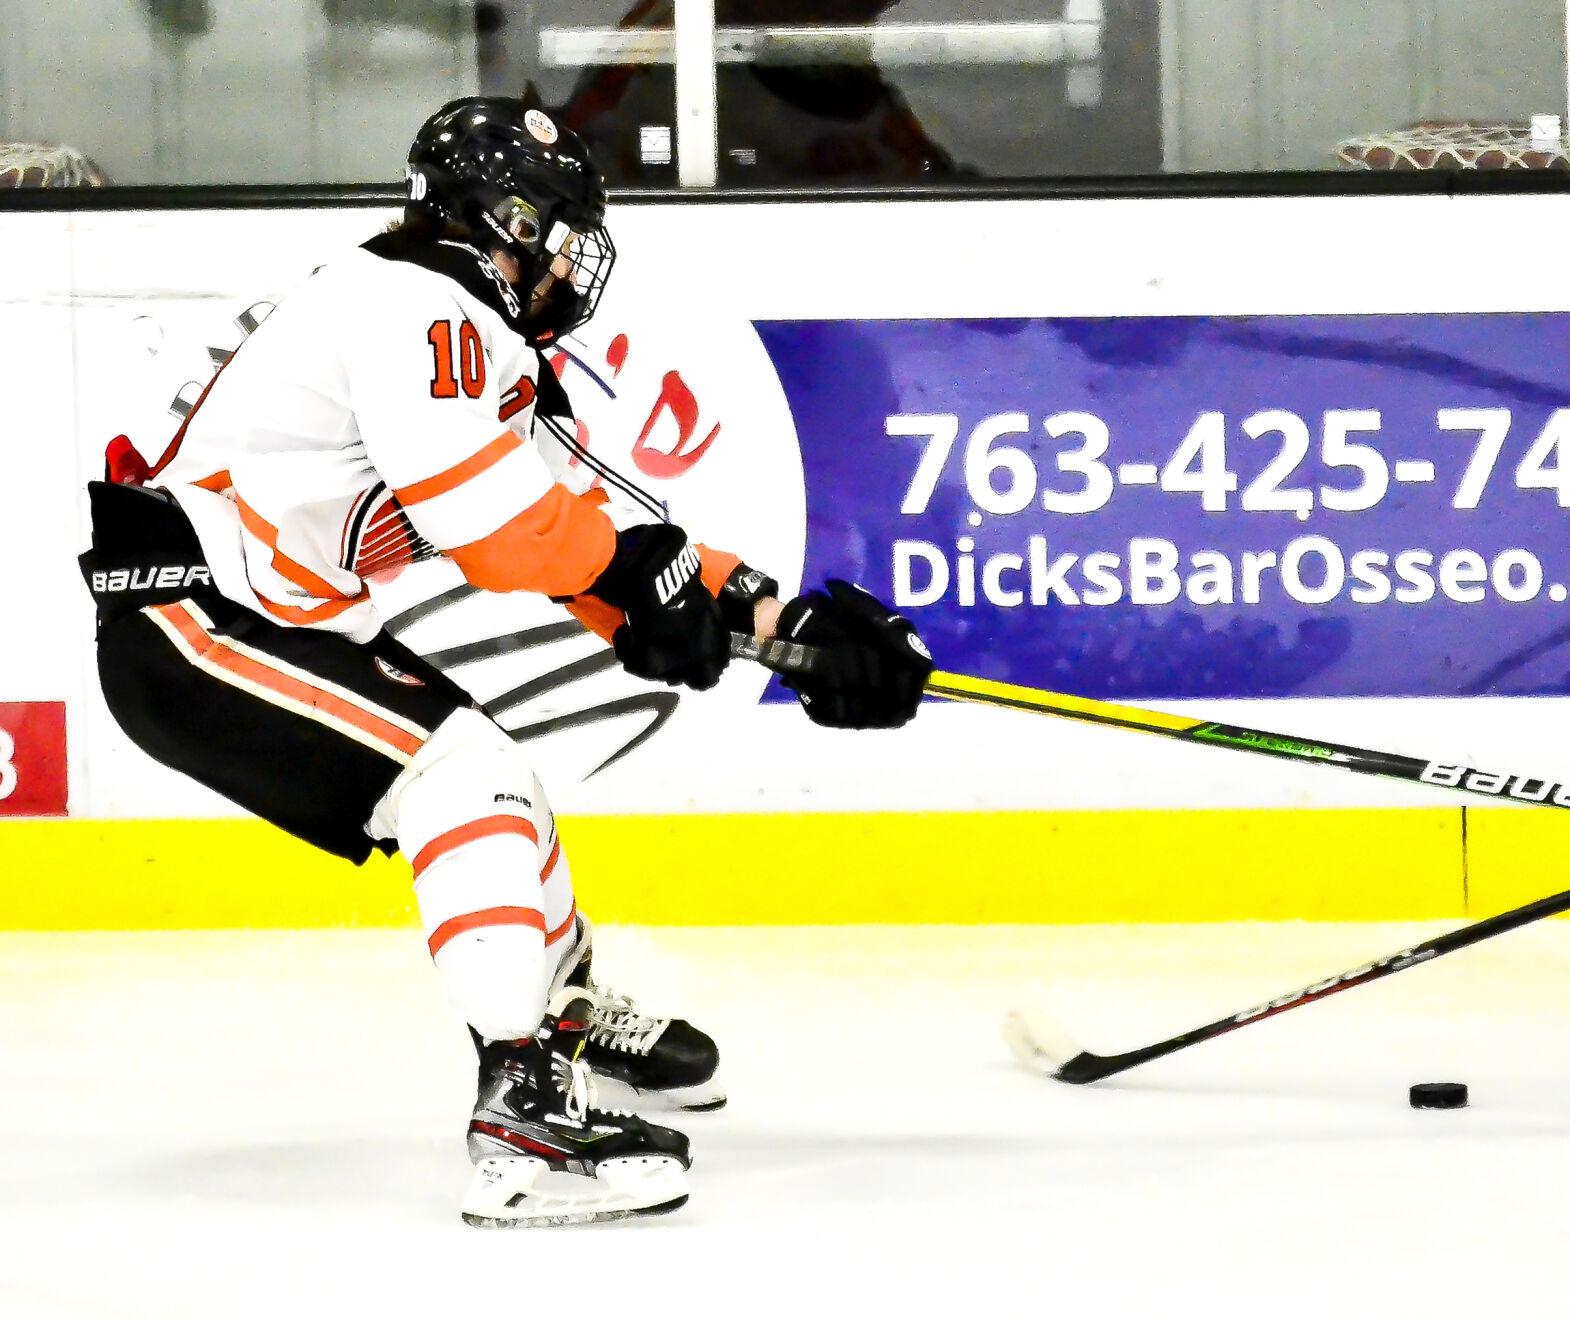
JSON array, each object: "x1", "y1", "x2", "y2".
[
  {"x1": 524, "y1": 109, "x2": 559, "y2": 145},
  {"x1": 406, "y1": 167, "x2": 428, "y2": 201}
]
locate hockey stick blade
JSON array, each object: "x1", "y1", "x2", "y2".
[
  {"x1": 1008, "y1": 885, "x2": 1570, "y2": 1084},
  {"x1": 727, "y1": 635, "x2": 1570, "y2": 1081}
]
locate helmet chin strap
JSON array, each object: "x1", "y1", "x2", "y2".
[
  {"x1": 520, "y1": 275, "x2": 588, "y2": 345},
  {"x1": 528, "y1": 266, "x2": 558, "y2": 306}
]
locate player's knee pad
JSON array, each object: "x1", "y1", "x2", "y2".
[{"x1": 372, "y1": 706, "x2": 536, "y2": 853}]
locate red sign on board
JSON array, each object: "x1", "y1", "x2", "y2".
[{"x1": 0, "y1": 702, "x2": 68, "y2": 816}]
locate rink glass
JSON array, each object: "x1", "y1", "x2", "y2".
[{"x1": 1, "y1": 2, "x2": 1566, "y2": 190}]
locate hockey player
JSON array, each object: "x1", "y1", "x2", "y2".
[{"x1": 79, "y1": 97, "x2": 931, "y2": 1226}]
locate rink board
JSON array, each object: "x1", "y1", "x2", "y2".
[
  {"x1": 3, "y1": 803, "x2": 1558, "y2": 929},
  {"x1": 6, "y1": 194, "x2": 1570, "y2": 929}
]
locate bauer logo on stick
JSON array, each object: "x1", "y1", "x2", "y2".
[{"x1": 1420, "y1": 762, "x2": 1570, "y2": 805}]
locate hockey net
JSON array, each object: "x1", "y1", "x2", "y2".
[
  {"x1": 0, "y1": 142, "x2": 107, "y2": 188},
  {"x1": 1336, "y1": 122, "x2": 1570, "y2": 171}
]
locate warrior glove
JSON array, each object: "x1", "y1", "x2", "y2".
[
  {"x1": 588, "y1": 522, "x2": 729, "y2": 691},
  {"x1": 775, "y1": 579, "x2": 932, "y2": 729}
]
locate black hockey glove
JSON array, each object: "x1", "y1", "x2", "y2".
[
  {"x1": 774, "y1": 579, "x2": 932, "y2": 729},
  {"x1": 588, "y1": 522, "x2": 729, "y2": 691}
]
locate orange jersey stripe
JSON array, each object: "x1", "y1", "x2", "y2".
[
  {"x1": 411, "y1": 814, "x2": 540, "y2": 880},
  {"x1": 447, "y1": 484, "x2": 615, "y2": 599},
  {"x1": 194, "y1": 469, "x2": 232, "y2": 493},
  {"x1": 236, "y1": 495, "x2": 367, "y2": 605},
  {"x1": 540, "y1": 835, "x2": 563, "y2": 882},
  {"x1": 151, "y1": 602, "x2": 425, "y2": 760},
  {"x1": 395, "y1": 432, "x2": 521, "y2": 507},
  {"x1": 253, "y1": 592, "x2": 366, "y2": 626},
  {"x1": 545, "y1": 901, "x2": 577, "y2": 947},
  {"x1": 428, "y1": 905, "x2": 545, "y2": 958},
  {"x1": 148, "y1": 357, "x2": 233, "y2": 479}
]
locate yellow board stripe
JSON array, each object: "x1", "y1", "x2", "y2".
[
  {"x1": 0, "y1": 806, "x2": 1533, "y2": 930},
  {"x1": 928, "y1": 670, "x2": 1202, "y2": 735}
]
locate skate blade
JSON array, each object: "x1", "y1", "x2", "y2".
[
  {"x1": 462, "y1": 1194, "x2": 688, "y2": 1229},
  {"x1": 461, "y1": 1154, "x2": 689, "y2": 1229},
  {"x1": 591, "y1": 1073, "x2": 727, "y2": 1113}
]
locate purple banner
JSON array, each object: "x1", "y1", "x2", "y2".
[{"x1": 754, "y1": 314, "x2": 1570, "y2": 699}]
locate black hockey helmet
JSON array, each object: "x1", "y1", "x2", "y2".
[{"x1": 406, "y1": 96, "x2": 615, "y2": 341}]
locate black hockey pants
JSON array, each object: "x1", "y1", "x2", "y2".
[{"x1": 82, "y1": 481, "x2": 475, "y2": 862}]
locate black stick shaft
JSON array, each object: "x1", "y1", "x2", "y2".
[
  {"x1": 1054, "y1": 886, "x2": 1570, "y2": 1083},
  {"x1": 732, "y1": 633, "x2": 1570, "y2": 813}
]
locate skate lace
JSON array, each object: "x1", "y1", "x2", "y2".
[
  {"x1": 587, "y1": 988, "x2": 667, "y2": 1057},
  {"x1": 550, "y1": 1052, "x2": 598, "y2": 1121}
]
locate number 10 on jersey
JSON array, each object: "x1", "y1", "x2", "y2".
[{"x1": 428, "y1": 319, "x2": 487, "y2": 400}]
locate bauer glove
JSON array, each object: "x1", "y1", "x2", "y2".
[
  {"x1": 774, "y1": 579, "x2": 932, "y2": 729},
  {"x1": 588, "y1": 522, "x2": 729, "y2": 691}
]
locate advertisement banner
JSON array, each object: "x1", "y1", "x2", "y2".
[
  {"x1": 15, "y1": 198, "x2": 1570, "y2": 826},
  {"x1": 759, "y1": 314, "x2": 1570, "y2": 701}
]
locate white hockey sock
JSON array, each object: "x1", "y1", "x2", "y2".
[{"x1": 367, "y1": 707, "x2": 579, "y2": 1041}]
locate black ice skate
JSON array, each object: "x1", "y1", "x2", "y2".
[
  {"x1": 462, "y1": 999, "x2": 691, "y2": 1228},
  {"x1": 552, "y1": 921, "x2": 726, "y2": 1112}
]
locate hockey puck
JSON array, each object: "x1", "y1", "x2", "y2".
[{"x1": 1409, "y1": 1082, "x2": 1468, "y2": 1110}]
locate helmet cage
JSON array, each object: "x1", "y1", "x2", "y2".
[
  {"x1": 475, "y1": 192, "x2": 615, "y2": 340},
  {"x1": 404, "y1": 99, "x2": 615, "y2": 339}
]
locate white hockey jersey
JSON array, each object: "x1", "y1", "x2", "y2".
[{"x1": 151, "y1": 233, "x2": 670, "y2": 643}]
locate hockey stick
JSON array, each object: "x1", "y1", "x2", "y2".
[
  {"x1": 730, "y1": 634, "x2": 1570, "y2": 1081},
  {"x1": 1003, "y1": 886, "x2": 1570, "y2": 1083},
  {"x1": 731, "y1": 633, "x2": 1570, "y2": 813}
]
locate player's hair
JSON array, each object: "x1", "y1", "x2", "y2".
[{"x1": 385, "y1": 208, "x2": 474, "y2": 243}]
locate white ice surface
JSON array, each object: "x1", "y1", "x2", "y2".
[{"x1": 3, "y1": 922, "x2": 1570, "y2": 1319}]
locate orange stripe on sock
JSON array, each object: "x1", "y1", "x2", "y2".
[
  {"x1": 428, "y1": 905, "x2": 545, "y2": 958},
  {"x1": 411, "y1": 815, "x2": 540, "y2": 880},
  {"x1": 395, "y1": 432, "x2": 521, "y2": 507},
  {"x1": 152, "y1": 602, "x2": 424, "y2": 760},
  {"x1": 545, "y1": 901, "x2": 577, "y2": 947}
]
